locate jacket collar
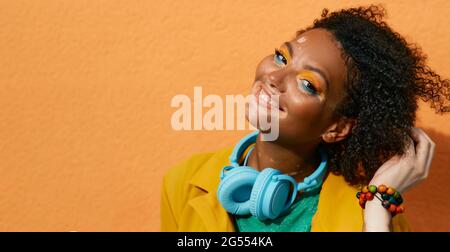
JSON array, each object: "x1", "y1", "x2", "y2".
[
  {"x1": 187, "y1": 147, "x2": 235, "y2": 231},
  {"x1": 189, "y1": 147, "x2": 233, "y2": 193},
  {"x1": 187, "y1": 146, "x2": 363, "y2": 232}
]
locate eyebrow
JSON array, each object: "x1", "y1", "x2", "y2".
[
  {"x1": 284, "y1": 41, "x2": 330, "y2": 90},
  {"x1": 304, "y1": 65, "x2": 330, "y2": 90},
  {"x1": 283, "y1": 42, "x2": 294, "y2": 58}
]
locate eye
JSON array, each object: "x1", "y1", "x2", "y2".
[
  {"x1": 273, "y1": 49, "x2": 287, "y2": 66},
  {"x1": 298, "y1": 79, "x2": 318, "y2": 95}
]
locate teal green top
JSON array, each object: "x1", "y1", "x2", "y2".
[
  {"x1": 234, "y1": 188, "x2": 321, "y2": 232},
  {"x1": 234, "y1": 145, "x2": 323, "y2": 232}
]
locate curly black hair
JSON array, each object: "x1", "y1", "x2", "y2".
[{"x1": 296, "y1": 5, "x2": 450, "y2": 185}]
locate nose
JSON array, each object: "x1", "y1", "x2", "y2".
[{"x1": 264, "y1": 68, "x2": 287, "y2": 93}]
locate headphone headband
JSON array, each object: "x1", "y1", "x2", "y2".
[
  {"x1": 229, "y1": 131, "x2": 259, "y2": 165},
  {"x1": 231, "y1": 131, "x2": 328, "y2": 192}
]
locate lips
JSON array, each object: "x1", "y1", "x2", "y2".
[{"x1": 257, "y1": 83, "x2": 284, "y2": 112}]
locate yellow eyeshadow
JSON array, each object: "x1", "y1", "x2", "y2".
[
  {"x1": 297, "y1": 71, "x2": 322, "y2": 90},
  {"x1": 279, "y1": 46, "x2": 292, "y2": 63}
]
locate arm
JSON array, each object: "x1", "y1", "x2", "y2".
[
  {"x1": 160, "y1": 176, "x2": 178, "y2": 231},
  {"x1": 363, "y1": 128, "x2": 435, "y2": 232}
]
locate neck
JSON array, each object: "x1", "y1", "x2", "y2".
[{"x1": 247, "y1": 134, "x2": 322, "y2": 182}]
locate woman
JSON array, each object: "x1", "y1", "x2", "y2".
[{"x1": 161, "y1": 5, "x2": 448, "y2": 231}]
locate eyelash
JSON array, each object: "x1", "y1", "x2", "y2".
[
  {"x1": 274, "y1": 49, "x2": 287, "y2": 66},
  {"x1": 298, "y1": 79, "x2": 318, "y2": 95}
]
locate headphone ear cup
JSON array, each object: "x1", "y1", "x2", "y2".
[
  {"x1": 217, "y1": 166, "x2": 259, "y2": 215},
  {"x1": 249, "y1": 168, "x2": 281, "y2": 220}
]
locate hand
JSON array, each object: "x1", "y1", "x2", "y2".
[
  {"x1": 363, "y1": 127, "x2": 436, "y2": 232},
  {"x1": 369, "y1": 127, "x2": 435, "y2": 192}
]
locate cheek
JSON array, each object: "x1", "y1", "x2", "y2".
[
  {"x1": 287, "y1": 85, "x2": 324, "y2": 117},
  {"x1": 288, "y1": 98, "x2": 323, "y2": 125},
  {"x1": 279, "y1": 93, "x2": 328, "y2": 140}
]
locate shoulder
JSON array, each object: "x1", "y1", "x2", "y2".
[
  {"x1": 163, "y1": 147, "x2": 233, "y2": 190},
  {"x1": 163, "y1": 151, "x2": 215, "y2": 188},
  {"x1": 162, "y1": 146, "x2": 234, "y2": 209},
  {"x1": 161, "y1": 147, "x2": 233, "y2": 230}
]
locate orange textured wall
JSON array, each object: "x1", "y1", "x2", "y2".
[{"x1": 0, "y1": 0, "x2": 449, "y2": 231}]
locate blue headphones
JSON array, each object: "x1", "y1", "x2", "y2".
[{"x1": 217, "y1": 131, "x2": 328, "y2": 221}]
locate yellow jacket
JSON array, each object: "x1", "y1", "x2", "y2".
[{"x1": 161, "y1": 147, "x2": 410, "y2": 232}]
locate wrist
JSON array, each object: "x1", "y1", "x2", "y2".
[
  {"x1": 363, "y1": 199, "x2": 392, "y2": 232},
  {"x1": 358, "y1": 184, "x2": 404, "y2": 232}
]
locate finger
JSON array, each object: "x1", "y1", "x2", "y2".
[
  {"x1": 412, "y1": 128, "x2": 435, "y2": 177},
  {"x1": 418, "y1": 128, "x2": 436, "y2": 178},
  {"x1": 409, "y1": 127, "x2": 420, "y2": 144},
  {"x1": 423, "y1": 140, "x2": 436, "y2": 179},
  {"x1": 404, "y1": 135, "x2": 415, "y2": 156},
  {"x1": 411, "y1": 128, "x2": 432, "y2": 156},
  {"x1": 413, "y1": 127, "x2": 435, "y2": 159},
  {"x1": 415, "y1": 127, "x2": 436, "y2": 146}
]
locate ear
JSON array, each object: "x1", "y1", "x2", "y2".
[{"x1": 321, "y1": 117, "x2": 356, "y2": 143}]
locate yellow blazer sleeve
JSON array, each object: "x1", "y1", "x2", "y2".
[
  {"x1": 160, "y1": 175, "x2": 178, "y2": 231},
  {"x1": 160, "y1": 152, "x2": 217, "y2": 231}
]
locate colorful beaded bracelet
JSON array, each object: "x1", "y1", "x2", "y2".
[{"x1": 356, "y1": 184, "x2": 405, "y2": 216}]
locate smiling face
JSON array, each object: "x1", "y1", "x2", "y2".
[{"x1": 246, "y1": 28, "x2": 350, "y2": 146}]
